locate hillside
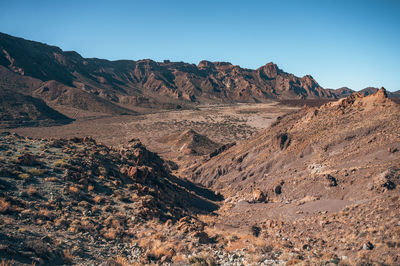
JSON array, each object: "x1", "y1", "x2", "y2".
[
  {"x1": 185, "y1": 88, "x2": 400, "y2": 197},
  {"x1": 179, "y1": 88, "x2": 400, "y2": 264},
  {"x1": 0, "y1": 89, "x2": 73, "y2": 128}
]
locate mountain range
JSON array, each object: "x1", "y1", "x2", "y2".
[{"x1": 0, "y1": 31, "x2": 398, "y2": 127}]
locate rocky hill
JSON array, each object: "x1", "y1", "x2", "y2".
[
  {"x1": 158, "y1": 129, "x2": 221, "y2": 156},
  {"x1": 0, "y1": 132, "x2": 223, "y2": 264},
  {"x1": 185, "y1": 88, "x2": 400, "y2": 197},
  {"x1": 0, "y1": 32, "x2": 337, "y2": 115},
  {"x1": 179, "y1": 88, "x2": 400, "y2": 263}
]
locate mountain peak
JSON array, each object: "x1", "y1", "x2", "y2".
[
  {"x1": 257, "y1": 62, "x2": 281, "y2": 78},
  {"x1": 376, "y1": 87, "x2": 388, "y2": 98},
  {"x1": 326, "y1": 86, "x2": 395, "y2": 114}
]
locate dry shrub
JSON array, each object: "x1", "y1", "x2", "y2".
[
  {"x1": 197, "y1": 214, "x2": 217, "y2": 225},
  {"x1": 93, "y1": 195, "x2": 103, "y2": 204},
  {"x1": 172, "y1": 253, "x2": 187, "y2": 263},
  {"x1": 148, "y1": 242, "x2": 175, "y2": 261},
  {"x1": 188, "y1": 254, "x2": 218, "y2": 266},
  {"x1": 28, "y1": 168, "x2": 45, "y2": 176},
  {"x1": 211, "y1": 228, "x2": 268, "y2": 253},
  {"x1": 63, "y1": 249, "x2": 73, "y2": 263},
  {"x1": 137, "y1": 237, "x2": 152, "y2": 249},
  {"x1": 18, "y1": 173, "x2": 30, "y2": 180},
  {"x1": 26, "y1": 187, "x2": 37, "y2": 196},
  {"x1": 38, "y1": 208, "x2": 55, "y2": 220},
  {"x1": 286, "y1": 258, "x2": 304, "y2": 265},
  {"x1": 338, "y1": 259, "x2": 353, "y2": 266},
  {"x1": 53, "y1": 159, "x2": 68, "y2": 167},
  {"x1": 69, "y1": 186, "x2": 79, "y2": 193},
  {"x1": 139, "y1": 239, "x2": 176, "y2": 262},
  {"x1": 44, "y1": 177, "x2": 59, "y2": 182},
  {"x1": 88, "y1": 185, "x2": 94, "y2": 191},
  {"x1": 54, "y1": 217, "x2": 69, "y2": 228},
  {"x1": 0, "y1": 198, "x2": 10, "y2": 213},
  {"x1": 115, "y1": 256, "x2": 130, "y2": 266},
  {"x1": 104, "y1": 228, "x2": 118, "y2": 240},
  {"x1": 0, "y1": 259, "x2": 13, "y2": 266}
]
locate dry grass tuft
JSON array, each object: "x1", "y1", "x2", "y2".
[
  {"x1": 0, "y1": 198, "x2": 10, "y2": 213},
  {"x1": 0, "y1": 260, "x2": 13, "y2": 266},
  {"x1": 103, "y1": 228, "x2": 118, "y2": 240},
  {"x1": 18, "y1": 173, "x2": 31, "y2": 180},
  {"x1": 189, "y1": 254, "x2": 218, "y2": 266},
  {"x1": 63, "y1": 249, "x2": 73, "y2": 263},
  {"x1": 28, "y1": 168, "x2": 45, "y2": 176},
  {"x1": 172, "y1": 253, "x2": 187, "y2": 263},
  {"x1": 69, "y1": 186, "x2": 79, "y2": 193},
  {"x1": 115, "y1": 255, "x2": 132, "y2": 266},
  {"x1": 138, "y1": 238, "x2": 176, "y2": 262},
  {"x1": 93, "y1": 195, "x2": 103, "y2": 204},
  {"x1": 26, "y1": 187, "x2": 38, "y2": 196},
  {"x1": 44, "y1": 177, "x2": 59, "y2": 182},
  {"x1": 205, "y1": 226, "x2": 268, "y2": 254},
  {"x1": 53, "y1": 159, "x2": 68, "y2": 167}
]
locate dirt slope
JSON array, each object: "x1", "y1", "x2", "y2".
[
  {"x1": 182, "y1": 88, "x2": 400, "y2": 264},
  {"x1": 185, "y1": 88, "x2": 400, "y2": 198}
]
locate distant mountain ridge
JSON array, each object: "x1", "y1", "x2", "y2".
[
  {"x1": 327, "y1": 86, "x2": 399, "y2": 98},
  {"x1": 0, "y1": 31, "x2": 397, "y2": 124},
  {"x1": 0, "y1": 32, "x2": 335, "y2": 111}
]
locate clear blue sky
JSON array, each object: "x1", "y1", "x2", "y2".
[{"x1": 1, "y1": 0, "x2": 399, "y2": 91}]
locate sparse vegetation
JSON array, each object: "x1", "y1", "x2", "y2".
[
  {"x1": 18, "y1": 173, "x2": 30, "y2": 180},
  {"x1": 53, "y1": 159, "x2": 68, "y2": 167},
  {"x1": 0, "y1": 198, "x2": 10, "y2": 213},
  {"x1": 69, "y1": 186, "x2": 79, "y2": 193},
  {"x1": 28, "y1": 168, "x2": 45, "y2": 176}
]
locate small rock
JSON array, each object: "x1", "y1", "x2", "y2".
[
  {"x1": 251, "y1": 225, "x2": 261, "y2": 237},
  {"x1": 362, "y1": 241, "x2": 374, "y2": 250},
  {"x1": 325, "y1": 174, "x2": 337, "y2": 187},
  {"x1": 252, "y1": 189, "x2": 267, "y2": 202},
  {"x1": 274, "y1": 185, "x2": 282, "y2": 195}
]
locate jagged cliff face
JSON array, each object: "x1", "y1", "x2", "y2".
[{"x1": 0, "y1": 32, "x2": 336, "y2": 113}]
